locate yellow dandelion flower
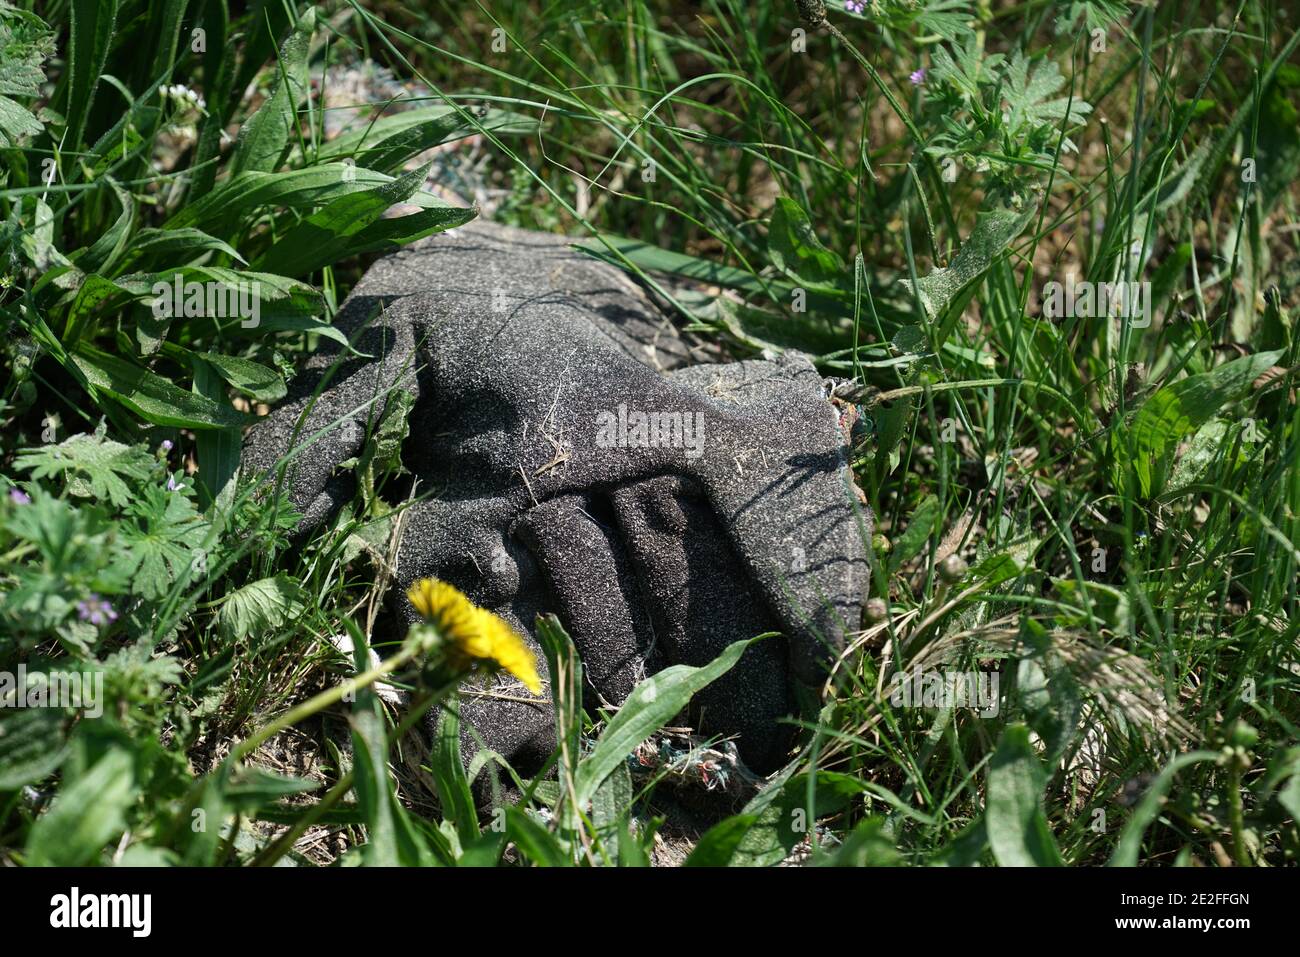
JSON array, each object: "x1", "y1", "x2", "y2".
[{"x1": 406, "y1": 578, "x2": 543, "y2": 694}]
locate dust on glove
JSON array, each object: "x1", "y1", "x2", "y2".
[{"x1": 242, "y1": 220, "x2": 871, "y2": 784}]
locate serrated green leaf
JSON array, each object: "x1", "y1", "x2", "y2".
[
  {"x1": 116, "y1": 482, "x2": 209, "y2": 599},
  {"x1": 0, "y1": 706, "x2": 69, "y2": 790},
  {"x1": 902, "y1": 205, "x2": 1037, "y2": 323},
  {"x1": 13, "y1": 431, "x2": 154, "y2": 506},
  {"x1": 0, "y1": 94, "x2": 37, "y2": 140},
  {"x1": 216, "y1": 574, "x2": 306, "y2": 643},
  {"x1": 0, "y1": 7, "x2": 54, "y2": 147},
  {"x1": 1001, "y1": 51, "x2": 1092, "y2": 139}
]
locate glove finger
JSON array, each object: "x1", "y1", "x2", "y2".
[
  {"x1": 670, "y1": 356, "x2": 871, "y2": 687},
  {"x1": 610, "y1": 474, "x2": 793, "y2": 772},
  {"x1": 515, "y1": 492, "x2": 661, "y2": 706},
  {"x1": 396, "y1": 498, "x2": 556, "y2": 804}
]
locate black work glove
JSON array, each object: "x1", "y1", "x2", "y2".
[{"x1": 242, "y1": 221, "x2": 870, "y2": 781}]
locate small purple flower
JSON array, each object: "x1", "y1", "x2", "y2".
[
  {"x1": 160, "y1": 439, "x2": 174, "y2": 453},
  {"x1": 8, "y1": 488, "x2": 30, "y2": 505},
  {"x1": 909, "y1": 67, "x2": 927, "y2": 86},
  {"x1": 76, "y1": 594, "x2": 118, "y2": 628},
  {"x1": 166, "y1": 474, "x2": 186, "y2": 492},
  {"x1": 845, "y1": 0, "x2": 866, "y2": 13}
]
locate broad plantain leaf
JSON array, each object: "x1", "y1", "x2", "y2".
[
  {"x1": 1125, "y1": 350, "x2": 1282, "y2": 496},
  {"x1": 229, "y1": 8, "x2": 314, "y2": 176},
  {"x1": 26, "y1": 746, "x2": 136, "y2": 866},
  {"x1": 985, "y1": 723, "x2": 1063, "y2": 866},
  {"x1": 572, "y1": 637, "x2": 754, "y2": 809},
  {"x1": 71, "y1": 348, "x2": 256, "y2": 430}
]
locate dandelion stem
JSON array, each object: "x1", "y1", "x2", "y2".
[{"x1": 250, "y1": 680, "x2": 460, "y2": 867}]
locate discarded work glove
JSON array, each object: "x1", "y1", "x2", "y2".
[{"x1": 242, "y1": 221, "x2": 870, "y2": 783}]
